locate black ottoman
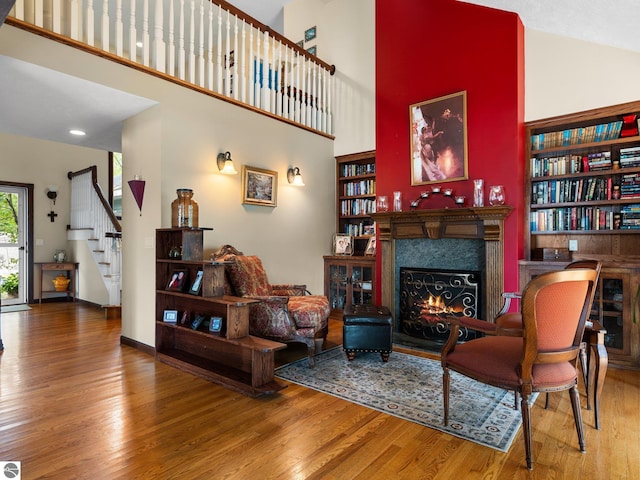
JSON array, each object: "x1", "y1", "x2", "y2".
[{"x1": 343, "y1": 304, "x2": 393, "y2": 362}]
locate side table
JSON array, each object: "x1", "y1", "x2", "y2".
[{"x1": 36, "y1": 262, "x2": 79, "y2": 303}]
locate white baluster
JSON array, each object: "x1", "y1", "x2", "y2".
[
  {"x1": 275, "y1": 42, "x2": 282, "y2": 117},
  {"x1": 168, "y1": 0, "x2": 175, "y2": 76},
  {"x1": 69, "y1": 0, "x2": 80, "y2": 40},
  {"x1": 270, "y1": 37, "x2": 277, "y2": 112},
  {"x1": 302, "y1": 58, "x2": 308, "y2": 125},
  {"x1": 254, "y1": 28, "x2": 261, "y2": 108},
  {"x1": 233, "y1": 15, "x2": 239, "y2": 100},
  {"x1": 206, "y1": 1, "x2": 213, "y2": 90},
  {"x1": 216, "y1": 5, "x2": 222, "y2": 93},
  {"x1": 187, "y1": 0, "x2": 195, "y2": 83},
  {"x1": 153, "y1": 0, "x2": 166, "y2": 71},
  {"x1": 262, "y1": 31, "x2": 269, "y2": 111},
  {"x1": 224, "y1": 10, "x2": 230, "y2": 97},
  {"x1": 178, "y1": 0, "x2": 185, "y2": 80},
  {"x1": 311, "y1": 64, "x2": 317, "y2": 130},
  {"x1": 127, "y1": 0, "x2": 135, "y2": 59},
  {"x1": 52, "y1": 0, "x2": 61, "y2": 33},
  {"x1": 101, "y1": 0, "x2": 109, "y2": 52},
  {"x1": 197, "y1": 0, "x2": 204, "y2": 86},
  {"x1": 288, "y1": 48, "x2": 294, "y2": 120},
  {"x1": 34, "y1": 0, "x2": 43, "y2": 27},
  {"x1": 142, "y1": 0, "x2": 150, "y2": 66},
  {"x1": 114, "y1": 0, "x2": 123, "y2": 56},
  {"x1": 295, "y1": 52, "x2": 301, "y2": 123},
  {"x1": 248, "y1": 25, "x2": 254, "y2": 106},
  {"x1": 327, "y1": 69, "x2": 333, "y2": 134},
  {"x1": 240, "y1": 19, "x2": 246, "y2": 103},
  {"x1": 13, "y1": 0, "x2": 24, "y2": 20}
]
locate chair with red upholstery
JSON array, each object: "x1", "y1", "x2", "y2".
[
  {"x1": 212, "y1": 245, "x2": 330, "y2": 367},
  {"x1": 441, "y1": 267, "x2": 599, "y2": 470}
]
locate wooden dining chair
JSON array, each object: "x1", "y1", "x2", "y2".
[{"x1": 441, "y1": 268, "x2": 599, "y2": 470}]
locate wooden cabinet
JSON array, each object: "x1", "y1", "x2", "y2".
[
  {"x1": 336, "y1": 150, "x2": 376, "y2": 255},
  {"x1": 323, "y1": 256, "x2": 375, "y2": 315},
  {"x1": 155, "y1": 228, "x2": 287, "y2": 397},
  {"x1": 524, "y1": 101, "x2": 640, "y2": 369},
  {"x1": 519, "y1": 260, "x2": 640, "y2": 368}
]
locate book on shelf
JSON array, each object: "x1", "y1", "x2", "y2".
[{"x1": 530, "y1": 120, "x2": 625, "y2": 151}]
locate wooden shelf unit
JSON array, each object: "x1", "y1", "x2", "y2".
[
  {"x1": 524, "y1": 100, "x2": 640, "y2": 368},
  {"x1": 323, "y1": 255, "x2": 375, "y2": 315},
  {"x1": 155, "y1": 228, "x2": 287, "y2": 397}
]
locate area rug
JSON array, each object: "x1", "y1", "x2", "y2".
[
  {"x1": 0, "y1": 304, "x2": 32, "y2": 313},
  {"x1": 275, "y1": 347, "x2": 534, "y2": 452}
]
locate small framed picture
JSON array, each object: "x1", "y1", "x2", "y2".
[
  {"x1": 209, "y1": 316, "x2": 223, "y2": 335},
  {"x1": 242, "y1": 165, "x2": 278, "y2": 207},
  {"x1": 365, "y1": 236, "x2": 376, "y2": 256},
  {"x1": 189, "y1": 270, "x2": 204, "y2": 295},
  {"x1": 166, "y1": 270, "x2": 188, "y2": 292},
  {"x1": 304, "y1": 26, "x2": 316, "y2": 42},
  {"x1": 333, "y1": 234, "x2": 353, "y2": 256},
  {"x1": 306, "y1": 45, "x2": 317, "y2": 56},
  {"x1": 163, "y1": 310, "x2": 178, "y2": 323},
  {"x1": 296, "y1": 40, "x2": 304, "y2": 48},
  {"x1": 180, "y1": 310, "x2": 189, "y2": 326},
  {"x1": 191, "y1": 314, "x2": 206, "y2": 330}
]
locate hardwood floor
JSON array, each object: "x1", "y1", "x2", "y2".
[{"x1": 0, "y1": 303, "x2": 638, "y2": 479}]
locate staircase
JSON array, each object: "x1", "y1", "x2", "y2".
[{"x1": 68, "y1": 166, "x2": 122, "y2": 310}]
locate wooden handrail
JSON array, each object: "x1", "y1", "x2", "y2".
[{"x1": 68, "y1": 166, "x2": 121, "y2": 233}]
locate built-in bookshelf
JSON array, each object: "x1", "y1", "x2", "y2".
[
  {"x1": 336, "y1": 151, "x2": 376, "y2": 250},
  {"x1": 524, "y1": 100, "x2": 640, "y2": 369}
]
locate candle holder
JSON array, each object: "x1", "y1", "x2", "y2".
[{"x1": 410, "y1": 187, "x2": 463, "y2": 209}]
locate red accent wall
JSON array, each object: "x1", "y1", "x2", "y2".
[{"x1": 375, "y1": 0, "x2": 525, "y2": 302}]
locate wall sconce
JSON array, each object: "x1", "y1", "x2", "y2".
[
  {"x1": 46, "y1": 186, "x2": 58, "y2": 205},
  {"x1": 216, "y1": 151, "x2": 238, "y2": 174},
  {"x1": 287, "y1": 167, "x2": 305, "y2": 186}
]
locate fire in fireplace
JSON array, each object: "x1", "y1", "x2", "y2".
[{"x1": 398, "y1": 267, "x2": 482, "y2": 348}]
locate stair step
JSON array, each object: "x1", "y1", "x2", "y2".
[
  {"x1": 103, "y1": 305, "x2": 121, "y2": 320},
  {"x1": 98, "y1": 262, "x2": 111, "y2": 266},
  {"x1": 93, "y1": 250, "x2": 105, "y2": 253}
]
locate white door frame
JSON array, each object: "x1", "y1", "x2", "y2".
[{"x1": 0, "y1": 183, "x2": 31, "y2": 305}]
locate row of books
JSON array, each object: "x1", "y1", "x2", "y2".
[
  {"x1": 341, "y1": 163, "x2": 375, "y2": 178},
  {"x1": 585, "y1": 152, "x2": 612, "y2": 171},
  {"x1": 342, "y1": 222, "x2": 375, "y2": 237},
  {"x1": 340, "y1": 198, "x2": 375, "y2": 216},
  {"x1": 532, "y1": 177, "x2": 612, "y2": 204},
  {"x1": 621, "y1": 173, "x2": 640, "y2": 199},
  {"x1": 342, "y1": 179, "x2": 375, "y2": 197},
  {"x1": 531, "y1": 154, "x2": 583, "y2": 178},
  {"x1": 621, "y1": 204, "x2": 640, "y2": 229},
  {"x1": 531, "y1": 121, "x2": 623, "y2": 150},
  {"x1": 620, "y1": 146, "x2": 640, "y2": 168},
  {"x1": 530, "y1": 207, "x2": 621, "y2": 232}
]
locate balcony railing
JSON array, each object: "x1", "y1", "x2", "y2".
[{"x1": 7, "y1": 0, "x2": 335, "y2": 136}]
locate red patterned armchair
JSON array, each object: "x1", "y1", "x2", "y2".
[{"x1": 212, "y1": 246, "x2": 330, "y2": 367}]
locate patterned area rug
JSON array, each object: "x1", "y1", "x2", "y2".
[{"x1": 276, "y1": 347, "x2": 533, "y2": 452}]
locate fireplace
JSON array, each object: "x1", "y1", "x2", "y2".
[
  {"x1": 398, "y1": 267, "x2": 481, "y2": 348},
  {"x1": 371, "y1": 206, "x2": 512, "y2": 350}
]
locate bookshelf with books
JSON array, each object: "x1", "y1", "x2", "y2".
[{"x1": 524, "y1": 100, "x2": 640, "y2": 368}]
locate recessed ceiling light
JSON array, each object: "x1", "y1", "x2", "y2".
[{"x1": 69, "y1": 129, "x2": 86, "y2": 136}]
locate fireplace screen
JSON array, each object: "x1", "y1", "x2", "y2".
[{"x1": 399, "y1": 267, "x2": 482, "y2": 344}]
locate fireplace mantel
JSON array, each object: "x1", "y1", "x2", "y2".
[{"x1": 371, "y1": 205, "x2": 513, "y2": 323}]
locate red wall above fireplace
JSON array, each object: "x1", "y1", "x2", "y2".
[{"x1": 375, "y1": 0, "x2": 525, "y2": 301}]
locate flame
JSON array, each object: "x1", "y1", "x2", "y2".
[{"x1": 419, "y1": 294, "x2": 456, "y2": 316}]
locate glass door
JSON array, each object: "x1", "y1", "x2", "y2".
[{"x1": 0, "y1": 185, "x2": 28, "y2": 305}]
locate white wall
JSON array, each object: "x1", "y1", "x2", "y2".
[
  {"x1": 525, "y1": 30, "x2": 640, "y2": 121},
  {"x1": 284, "y1": 0, "x2": 376, "y2": 156},
  {"x1": 0, "y1": 132, "x2": 108, "y2": 299}
]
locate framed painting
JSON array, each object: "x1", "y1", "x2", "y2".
[
  {"x1": 242, "y1": 166, "x2": 278, "y2": 207},
  {"x1": 410, "y1": 91, "x2": 468, "y2": 185},
  {"x1": 333, "y1": 234, "x2": 353, "y2": 256}
]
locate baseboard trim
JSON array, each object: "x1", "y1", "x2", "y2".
[{"x1": 120, "y1": 335, "x2": 155, "y2": 356}]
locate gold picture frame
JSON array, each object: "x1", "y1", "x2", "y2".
[
  {"x1": 410, "y1": 91, "x2": 468, "y2": 185},
  {"x1": 242, "y1": 165, "x2": 278, "y2": 207}
]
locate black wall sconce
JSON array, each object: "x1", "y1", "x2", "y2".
[{"x1": 46, "y1": 186, "x2": 58, "y2": 205}]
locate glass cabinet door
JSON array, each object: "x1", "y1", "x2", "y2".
[
  {"x1": 590, "y1": 271, "x2": 631, "y2": 358},
  {"x1": 351, "y1": 264, "x2": 373, "y2": 305},
  {"x1": 328, "y1": 264, "x2": 348, "y2": 310}
]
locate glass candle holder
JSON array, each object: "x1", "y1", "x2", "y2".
[
  {"x1": 488, "y1": 185, "x2": 505, "y2": 205},
  {"x1": 393, "y1": 191, "x2": 402, "y2": 212}
]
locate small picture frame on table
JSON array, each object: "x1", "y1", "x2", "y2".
[
  {"x1": 209, "y1": 316, "x2": 224, "y2": 336},
  {"x1": 189, "y1": 270, "x2": 204, "y2": 295},
  {"x1": 364, "y1": 236, "x2": 376, "y2": 256},
  {"x1": 163, "y1": 310, "x2": 178, "y2": 323},
  {"x1": 333, "y1": 234, "x2": 353, "y2": 256},
  {"x1": 180, "y1": 310, "x2": 189, "y2": 326},
  {"x1": 166, "y1": 269, "x2": 188, "y2": 292},
  {"x1": 191, "y1": 314, "x2": 206, "y2": 330}
]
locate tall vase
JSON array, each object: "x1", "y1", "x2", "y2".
[
  {"x1": 473, "y1": 179, "x2": 484, "y2": 207},
  {"x1": 488, "y1": 185, "x2": 505, "y2": 205},
  {"x1": 171, "y1": 189, "x2": 199, "y2": 228}
]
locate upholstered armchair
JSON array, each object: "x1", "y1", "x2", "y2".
[
  {"x1": 212, "y1": 246, "x2": 330, "y2": 367},
  {"x1": 441, "y1": 268, "x2": 599, "y2": 470}
]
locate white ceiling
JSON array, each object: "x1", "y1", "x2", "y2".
[{"x1": 1, "y1": 0, "x2": 638, "y2": 153}]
